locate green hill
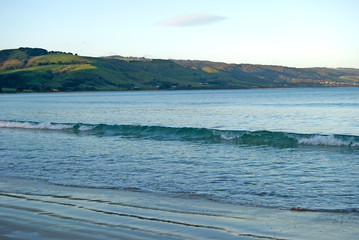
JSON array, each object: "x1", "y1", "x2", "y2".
[{"x1": 0, "y1": 47, "x2": 358, "y2": 93}]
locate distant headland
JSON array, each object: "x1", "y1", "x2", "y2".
[{"x1": 1, "y1": 47, "x2": 358, "y2": 93}]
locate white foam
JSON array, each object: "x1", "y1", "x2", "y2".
[
  {"x1": 220, "y1": 133, "x2": 236, "y2": 140},
  {"x1": 0, "y1": 120, "x2": 73, "y2": 130},
  {"x1": 297, "y1": 134, "x2": 359, "y2": 147},
  {"x1": 78, "y1": 125, "x2": 95, "y2": 131}
]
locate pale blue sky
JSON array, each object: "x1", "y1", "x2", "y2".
[{"x1": 1, "y1": 0, "x2": 358, "y2": 68}]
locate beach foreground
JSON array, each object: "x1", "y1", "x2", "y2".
[{"x1": 0, "y1": 178, "x2": 358, "y2": 240}]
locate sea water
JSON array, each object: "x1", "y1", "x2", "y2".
[{"x1": 0, "y1": 88, "x2": 358, "y2": 212}]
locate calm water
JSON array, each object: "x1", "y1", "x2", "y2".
[{"x1": 0, "y1": 88, "x2": 358, "y2": 212}]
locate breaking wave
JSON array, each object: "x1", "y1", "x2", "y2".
[{"x1": 1, "y1": 120, "x2": 358, "y2": 148}]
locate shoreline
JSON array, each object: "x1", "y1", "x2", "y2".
[
  {"x1": 1, "y1": 178, "x2": 358, "y2": 240},
  {"x1": 1, "y1": 86, "x2": 358, "y2": 96}
]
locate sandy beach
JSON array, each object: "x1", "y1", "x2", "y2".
[{"x1": 0, "y1": 178, "x2": 358, "y2": 240}]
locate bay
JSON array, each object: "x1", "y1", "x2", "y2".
[{"x1": 0, "y1": 87, "x2": 359, "y2": 212}]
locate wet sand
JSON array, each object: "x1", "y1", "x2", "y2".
[{"x1": 0, "y1": 179, "x2": 358, "y2": 240}]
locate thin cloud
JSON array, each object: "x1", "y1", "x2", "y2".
[{"x1": 157, "y1": 13, "x2": 227, "y2": 27}]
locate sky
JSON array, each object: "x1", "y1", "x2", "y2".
[{"x1": 1, "y1": 0, "x2": 359, "y2": 68}]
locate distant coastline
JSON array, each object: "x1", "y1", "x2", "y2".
[
  {"x1": 1, "y1": 47, "x2": 358, "y2": 93},
  {"x1": 2, "y1": 86, "x2": 359, "y2": 96}
]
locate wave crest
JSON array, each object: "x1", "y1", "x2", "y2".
[
  {"x1": 0, "y1": 120, "x2": 73, "y2": 130},
  {"x1": 297, "y1": 134, "x2": 359, "y2": 147},
  {"x1": 1, "y1": 120, "x2": 358, "y2": 148}
]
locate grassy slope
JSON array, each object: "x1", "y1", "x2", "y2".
[
  {"x1": 0, "y1": 47, "x2": 48, "y2": 66},
  {"x1": 0, "y1": 50, "x2": 100, "y2": 92},
  {"x1": 26, "y1": 54, "x2": 89, "y2": 66},
  {"x1": 1, "y1": 48, "x2": 243, "y2": 92},
  {"x1": 0, "y1": 48, "x2": 358, "y2": 93},
  {"x1": 174, "y1": 60, "x2": 359, "y2": 87}
]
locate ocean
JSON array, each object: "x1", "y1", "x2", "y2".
[{"x1": 0, "y1": 87, "x2": 359, "y2": 239}]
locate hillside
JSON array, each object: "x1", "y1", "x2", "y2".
[
  {"x1": 0, "y1": 47, "x2": 358, "y2": 93},
  {"x1": 173, "y1": 60, "x2": 359, "y2": 88}
]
